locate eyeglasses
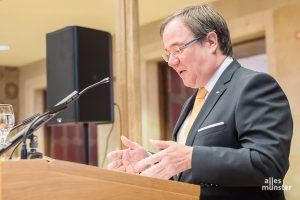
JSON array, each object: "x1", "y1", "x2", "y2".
[{"x1": 162, "y1": 36, "x2": 203, "y2": 62}]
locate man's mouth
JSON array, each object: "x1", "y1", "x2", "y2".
[{"x1": 179, "y1": 70, "x2": 185, "y2": 74}]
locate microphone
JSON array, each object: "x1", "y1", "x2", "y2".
[
  {"x1": 0, "y1": 77, "x2": 110, "y2": 156},
  {"x1": 9, "y1": 113, "x2": 40, "y2": 132},
  {"x1": 23, "y1": 77, "x2": 111, "y2": 139},
  {"x1": 48, "y1": 77, "x2": 110, "y2": 114}
]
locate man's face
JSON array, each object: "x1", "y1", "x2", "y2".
[{"x1": 162, "y1": 17, "x2": 219, "y2": 88}]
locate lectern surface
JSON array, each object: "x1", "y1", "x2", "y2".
[{"x1": 0, "y1": 159, "x2": 200, "y2": 200}]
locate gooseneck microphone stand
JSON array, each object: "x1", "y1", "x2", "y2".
[{"x1": 0, "y1": 77, "x2": 110, "y2": 159}]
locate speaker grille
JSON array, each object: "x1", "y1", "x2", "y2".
[{"x1": 46, "y1": 26, "x2": 114, "y2": 125}]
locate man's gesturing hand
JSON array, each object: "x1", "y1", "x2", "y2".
[
  {"x1": 136, "y1": 140, "x2": 193, "y2": 179},
  {"x1": 107, "y1": 136, "x2": 149, "y2": 173}
]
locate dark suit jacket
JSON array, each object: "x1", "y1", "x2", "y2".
[{"x1": 172, "y1": 60, "x2": 293, "y2": 200}]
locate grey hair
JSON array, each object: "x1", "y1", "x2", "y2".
[{"x1": 160, "y1": 4, "x2": 232, "y2": 56}]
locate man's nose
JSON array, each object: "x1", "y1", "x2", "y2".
[{"x1": 168, "y1": 55, "x2": 179, "y2": 67}]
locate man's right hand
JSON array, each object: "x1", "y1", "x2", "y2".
[{"x1": 107, "y1": 136, "x2": 149, "y2": 173}]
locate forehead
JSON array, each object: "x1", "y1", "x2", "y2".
[{"x1": 162, "y1": 18, "x2": 194, "y2": 49}]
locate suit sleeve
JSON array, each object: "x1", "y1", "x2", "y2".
[{"x1": 191, "y1": 73, "x2": 293, "y2": 186}]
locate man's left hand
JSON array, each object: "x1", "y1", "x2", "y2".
[{"x1": 135, "y1": 140, "x2": 193, "y2": 179}]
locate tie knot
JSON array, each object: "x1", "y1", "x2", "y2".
[{"x1": 196, "y1": 87, "x2": 208, "y2": 99}]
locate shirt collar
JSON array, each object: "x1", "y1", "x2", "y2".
[{"x1": 205, "y1": 56, "x2": 233, "y2": 93}]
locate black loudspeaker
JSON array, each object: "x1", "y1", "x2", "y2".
[{"x1": 46, "y1": 26, "x2": 114, "y2": 125}]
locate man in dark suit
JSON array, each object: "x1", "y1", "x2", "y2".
[{"x1": 107, "y1": 4, "x2": 293, "y2": 200}]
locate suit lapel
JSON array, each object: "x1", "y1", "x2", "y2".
[
  {"x1": 185, "y1": 61, "x2": 241, "y2": 146},
  {"x1": 172, "y1": 93, "x2": 196, "y2": 182},
  {"x1": 172, "y1": 91, "x2": 197, "y2": 141}
]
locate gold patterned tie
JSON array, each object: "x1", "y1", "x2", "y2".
[{"x1": 179, "y1": 87, "x2": 208, "y2": 144}]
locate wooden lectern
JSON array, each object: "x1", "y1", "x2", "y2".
[{"x1": 0, "y1": 159, "x2": 200, "y2": 200}]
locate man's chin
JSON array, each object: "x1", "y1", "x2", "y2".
[{"x1": 182, "y1": 80, "x2": 197, "y2": 89}]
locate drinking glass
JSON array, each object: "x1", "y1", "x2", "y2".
[{"x1": 0, "y1": 104, "x2": 15, "y2": 145}]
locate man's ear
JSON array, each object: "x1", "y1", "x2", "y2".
[{"x1": 206, "y1": 31, "x2": 218, "y2": 54}]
